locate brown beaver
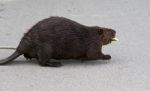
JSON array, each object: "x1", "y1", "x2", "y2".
[{"x1": 0, "y1": 16, "x2": 118, "y2": 67}]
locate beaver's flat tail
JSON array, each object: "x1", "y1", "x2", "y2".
[{"x1": 0, "y1": 51, "x2": 21, "y2": 65}]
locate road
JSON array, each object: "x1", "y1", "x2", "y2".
[{"x1": 0, "y1": 0, "x2": 150, "y2": 91}]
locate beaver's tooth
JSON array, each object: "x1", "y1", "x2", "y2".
[{"x1": 112, "y1": 37, "x2": 119, "y2": 41}]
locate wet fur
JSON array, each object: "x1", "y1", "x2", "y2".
[{"x1": 1, "y1": 16, "x2": 116, "y2": 67}]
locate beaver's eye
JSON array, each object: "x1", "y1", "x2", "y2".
[{"x1": 112, "y1": 33, "x2": 115, "y2": 38}]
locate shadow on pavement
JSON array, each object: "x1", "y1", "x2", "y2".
[{"x1": 0, "y1": 59, "x2": 110, "y2": 67}]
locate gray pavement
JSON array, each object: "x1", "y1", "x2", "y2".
[{"x1": 0, "y1": 0, "x2": 150, "y2": 91}]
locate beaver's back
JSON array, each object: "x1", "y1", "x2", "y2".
[{"x1": 23, "y1": 16, "x2": 99, "y2": 59}]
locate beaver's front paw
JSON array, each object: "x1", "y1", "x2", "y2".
[{"x1": 102, "y1": 55, "x2": 111, "y2": 60}]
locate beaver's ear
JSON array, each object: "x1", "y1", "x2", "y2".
[{"x1": 98, "y1": 29, "x2": 104, "y2": 35}]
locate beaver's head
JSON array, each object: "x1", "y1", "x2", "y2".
[{"x1": 98, "y1": 27, "x2": 118, "y2": 45}]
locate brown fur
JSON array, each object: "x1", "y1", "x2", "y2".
[{"x1": 0, "y1": 16, "x2": 116, "y2": 67}]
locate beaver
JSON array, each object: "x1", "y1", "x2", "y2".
[{"x1": 0, "y1": 16, "x2": 118, "y2": 67}]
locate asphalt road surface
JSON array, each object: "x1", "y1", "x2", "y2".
[{"x1": 0, "y1": 0, "x2": 149, "y2": 91}]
